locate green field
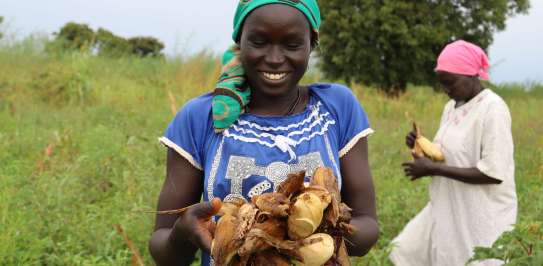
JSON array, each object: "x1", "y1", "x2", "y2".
[{"x1": 1, "y1": 43, "x2": 541, "y2": 265}]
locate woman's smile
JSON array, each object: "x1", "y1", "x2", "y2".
[
  {"x1": 260, "y1": 71, "x2": 290, "y2": 84},
  {"x1": 261, "y1": 71, "x2": 288, "y2": 80}
]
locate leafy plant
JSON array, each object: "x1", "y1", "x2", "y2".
[
  {"x1": 469, "y1": 221, "x2": 543, "y2": 265},
  {"x1": 30, "y1": 61, "x2": 93, "y2": 105}
]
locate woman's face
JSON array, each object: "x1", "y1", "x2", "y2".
[
  {"x1": 239, "y1": 4, "x2": 312, "y2": 97},
  {"x1": 436, "y1": 71, "x2": 479, "y2": 102}
]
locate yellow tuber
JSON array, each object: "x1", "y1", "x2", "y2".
[
  {"x1": 413, "y1": 122, "x2": 445, "y2": 162},
  {"x1": 294, "y1": 233, "x2": 335, "y2": 266},
  {"x1": 288, "y1": 191, "x2": 330, "y2": 240}
]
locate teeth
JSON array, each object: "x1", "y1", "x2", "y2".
[{"x1": 262, "y1": 72, "x2": 287, "y2": 80}]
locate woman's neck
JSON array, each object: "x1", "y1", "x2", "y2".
[
  {"x1": 466, "y1": 82, "x2": 484, "y2": 103},
  {"x1": 248, "y1": 87, "x2": 307, "y2": 116}
]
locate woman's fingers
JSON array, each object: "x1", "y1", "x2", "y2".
[
  {"x1": 176, "y1": 199, "x2": 222, "y2": 253},
  {"x1": 193, "y1": 199, "x2": 222, "y2": 251},
  {"x1": 192, "y1": 222, "x2": 214, "y2": 254},
  {"x1": 411, "y1": 150, "x2": 423, "y2": 159},
  {"x1": 406, "y1": 131, "x2": 416, "y2": 148},
  {"x1": 402, "y1": 162, "x2": 414, "y2": 177},
  {"x1": 191, "y1": 198, "x2": 222, "y2": 219},
  {"x1": 405, "y1": 137, "x2": 413, "y2": 147}
]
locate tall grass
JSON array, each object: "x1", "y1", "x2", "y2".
[{"x1": 0, "y1": 38, "x2": 541, "y2": 265}]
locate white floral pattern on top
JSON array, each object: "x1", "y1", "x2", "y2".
[{"x1": 223, "y1": 101, "x2": 335, "y2": 161}]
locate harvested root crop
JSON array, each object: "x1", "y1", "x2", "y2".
[
  {"x1": 212, "y1": 213, "x2": 242, "y2": 265},
  {"x1": 412, "y1": 122, "x2": 445, "y2": 162},
  {"x1": 211, "y1": 168, "x2": 354, "y2": 266},
  {"x1": 288, "y1": 191, "x2": 330, "y2": 240},
  {"x1": 293, "y1": 233, "x2": 335, "y2": 266}
]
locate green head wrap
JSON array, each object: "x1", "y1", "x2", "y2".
[
  {"x1": 212, "y1": 0, "x2": 321, "y2": 132},
  {"x1": 232, "y1": 0, "x2": 321, "y2": 42}
]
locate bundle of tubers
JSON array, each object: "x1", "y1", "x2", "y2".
[
  {"x1": 412, "y1": 122, "x2": 445, "y2": 162},
  {"x1": 211, "y1": 167, "x2": 355, "y2": 266}
]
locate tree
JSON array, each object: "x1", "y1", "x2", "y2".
[
  {"x1": 318, "y1": 0, "x2": 530, "y2": 94},
  {"x1": 51, "y1": 22, "x2": 165, "y2": 58},
  {"x1": 55, "y1": 22, "x2": 95, "y2": 51},
  {"x1": 128, "y1": 37, "x2": 164, "y2": 57},
  {"x1": 95, "y1": 28, "x2": 132, "y2": 57}
]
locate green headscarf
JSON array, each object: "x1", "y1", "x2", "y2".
[{"x1": 212, "y1": 0, "x2": 321, "y2": 132}]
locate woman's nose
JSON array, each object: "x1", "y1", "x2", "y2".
[{"x1": 264, "y1": 45, "x2": 285, "y2": 66}]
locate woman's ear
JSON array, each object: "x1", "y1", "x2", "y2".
[{"x1": 310, "y1": 31, "x2": 318, "y2": 50}]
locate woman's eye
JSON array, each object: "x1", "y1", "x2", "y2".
[
  {"x1": 250, "y1": 40, "x2": 266, "y2": 46},
  {"x1": 285, "y1": 43, "x2": 302, "y2": 49}
]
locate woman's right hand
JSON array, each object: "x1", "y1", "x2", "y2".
[
  {"x1": 405, "y1": 130, "x2": 417, "y2": 149},
  {"x1": 172, "y1": 198, "x2": 222, "y2": 254}
]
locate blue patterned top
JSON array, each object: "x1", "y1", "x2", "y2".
[{"x1": 160, "y1": 83, "x2": 373, "y2": 265}]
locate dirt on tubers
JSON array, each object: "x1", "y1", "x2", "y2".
[{"x1": 211, "y1": 167, "x2": 354, "y2": 266}]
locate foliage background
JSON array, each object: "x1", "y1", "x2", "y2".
[
  {"x1": 318, "y1": 0, "x2": 530, "y2": 93},
  {"x1": 0, "y1": 37, "x2": 541, "y2": 265},
  {"x1": 50, "y1": 22, "x2": 165, "y2": 58}
]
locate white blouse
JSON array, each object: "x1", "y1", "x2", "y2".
[{"x1": 390, "y1": 89, "x2": 517, "y2": 266}]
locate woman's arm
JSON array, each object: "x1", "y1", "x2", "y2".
[
  {"x1": 402, "y1": 153, "x2": 501, "y2": 184},
  {"x1": 403, "y1": 129, "x2": 501, "y2": 184},
  {"x1": 149, "y1": 148, "x2": 219, "y2": 266},
  {"x1": 339, "y1": 137, "x2": 379, "y2": 256}
]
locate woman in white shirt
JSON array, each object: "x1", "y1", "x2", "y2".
[{"x1": 390, "y1": 40, "x2": 517, "y2": 266}]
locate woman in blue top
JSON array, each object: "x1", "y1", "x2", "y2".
[{"x1": 149, "y1": 1, "x2": 379, "y2": 265}]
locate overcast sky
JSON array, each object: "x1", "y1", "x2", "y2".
[{"x1": 1, "y1": 0, "x2": 541, "y2": 83}]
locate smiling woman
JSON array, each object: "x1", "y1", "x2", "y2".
[
  {"x1": 149, "y1": 1, "x2": 379, "y2": 265},
  {"x1": 239, "y1": 4, "x2": 312, "y2": 112}
]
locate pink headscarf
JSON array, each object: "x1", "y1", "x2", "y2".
[{"x1": 435, "y1": 40, "x2": 490, "y2": 80}]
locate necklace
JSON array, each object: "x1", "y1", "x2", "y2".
[
  {"x1": 246, "y1": 87, "x2": 302, "y2": 116},
  {"x1": 284, "y1": 87, "x2": 301, "y2": 116}
]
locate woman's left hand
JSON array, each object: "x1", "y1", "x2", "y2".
[{"x1": 402, "y1": 152, "x2": 439, "y2": 180}]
